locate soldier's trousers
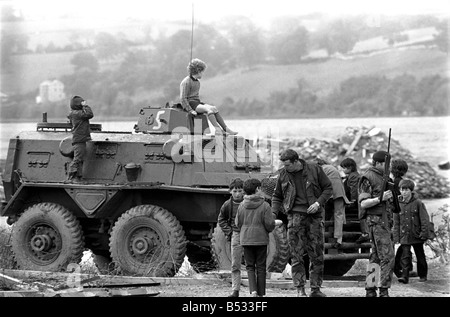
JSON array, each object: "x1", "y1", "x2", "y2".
[
  {"x1": 288, "y1": 212, "x2": 324, "y2": 289},
  {"x1": 365, "y1": 215, "x2": 394, "y2": 289}
]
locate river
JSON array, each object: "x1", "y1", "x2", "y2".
[
  {"x1": 2, "y1": 116, "x2": 449, "y2": 169},
  {"x1": 1, "y1": 116, "x2": 449, "y2": 224}
]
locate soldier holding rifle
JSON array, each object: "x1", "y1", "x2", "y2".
[{"x1": 358, "y1": 131, "x2": 396, "y2": 297}]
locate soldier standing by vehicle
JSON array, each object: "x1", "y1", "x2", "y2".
[
  {"x1": 67, "y1": 96, "x2": 93, "y2": 181},
  {"x1": 271, "y1": 149, "x2": 332, "y2": 297},
  {"x1": 358, "y1": 151, "x2": 395, "y2": 297}
]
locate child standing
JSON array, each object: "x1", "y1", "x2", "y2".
[
  {"x1": 393, "y1": 179, "x2": 430, "y2": 284},
  {"x1": 315, "y1": 158, "x2": 350, "y2": 248},
  {"x1": 67, "y1": 96, "x2": 94, "y2": 181},
  {"x1": 217, "y1": 178, "x2": 244, "y2": 297},
  {"x1": 235, "y1": 178, "x2": 275, "y2": 297},
  {"x1": 180, "y1": 58, "x2": 237, "y2": 135},
  {"x1": 340, "y1": 157, "x2": 370, "y2": 244},
  {"x1": 390, "y1": 159, "x2": 412, "y2": 278}
]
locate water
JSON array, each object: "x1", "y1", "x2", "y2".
[
  {"x1": 1, "y1": 116, "x2": 449, "y2": 168},
  {"x1": 0, "y1": 116, "x2": 449, "y2": 221}
]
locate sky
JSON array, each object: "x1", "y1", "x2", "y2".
[{"x1": 10, "y1": 0, "x2": 450, "y2": 24}]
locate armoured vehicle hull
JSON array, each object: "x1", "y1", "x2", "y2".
[
  {"x1": 1, "y1": 105, "x2": 368, "y2": 277},
  {"x1": 1, "y1": 106, "x2": 291, "y2": 276}
]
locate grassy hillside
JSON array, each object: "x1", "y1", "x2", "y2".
[
  {"x1": 1, "y1": 47, "x2": 446, "y2": 104},
  {"x1": 0, "y1": 50, "x2": 121, "y2": 94},
  {"x1": 1, "y1": 52, "x2": 76, "y2": 94},
  {"x1": 200, "y1": 48, "x2": 447, "y2": 105}
]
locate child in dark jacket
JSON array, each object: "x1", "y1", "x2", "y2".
[
  {"x1": 217, "y1": 178, "x2": 244, "y2": 297},
  {"x1": 67, "y1": 95, "x2": 94, "y2": 181},
  {"x1": 340, "y1": 157, "x2": 369, "y2": 244},
  {"x1": 390, "y1": 159, "x2": 413, "y2": 278},
  {"x1": 393, "y1": 179, "x2": 430, "y2": 284},
  {"x1": 235, "y1": 178, "x2": 275, "y2": 297}
]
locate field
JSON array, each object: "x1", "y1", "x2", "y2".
[
  {"x1": 1, "y1": 43, "x2": 446, "y2": 103},
  {"x1": 201, "y1": 48, "x2": 447, "y2": 104}
]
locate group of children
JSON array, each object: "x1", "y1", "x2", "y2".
[
  {"x1": 218, "y1": 155, "x2": 431, "y2": 297},
  {"x1": 218, "y1": 177, "x2": 282, "y2": 297}
]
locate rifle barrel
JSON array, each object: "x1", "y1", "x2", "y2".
[{"x1": 387, "y1": 128, "x2": 391, "y2": 152}]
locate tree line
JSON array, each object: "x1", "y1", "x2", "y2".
[
  {"x1": 0, "y1": 13, "x2": 448, "y2": 120},
  {"x1": 219, "y1": 74, "x2": 448, "y2": 118},
  {"x1": 2, "y1": 73, "x2": 447, "y2": 120}
]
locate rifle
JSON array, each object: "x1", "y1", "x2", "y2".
[{"x1": 379, "y1": 128, "x2": 401, "y2": 213}]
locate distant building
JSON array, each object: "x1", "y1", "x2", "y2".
[
  {"x1": 302, "y1": 49, "x2": 329, "y2": 62},
  {"x1": 38, "y1": 80, "x2": 66, "y2": 103},
  {"x1": 0, "y1": 92, "x2": 8, "y2": 103}
]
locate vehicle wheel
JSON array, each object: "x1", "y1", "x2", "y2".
[
  {"x1": 211, "y1": 224, "x2": 289, "y2": 272},
  {"x1": 109, "y1": 205, "x2": 187, "y2": 277},
  {"x1": 11, "y1": 203, "x2": 84, "y2": 271}
]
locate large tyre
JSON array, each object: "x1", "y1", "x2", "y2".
[
  {"x1": 11, "y1": 203, "x2": 84, "y2": 271},
  {"x1": 109, "y1": 205, "x2": 187, "y2": 277},
  {"x1": 211, "y1": 224, "x2": 289, "y2": 273}
]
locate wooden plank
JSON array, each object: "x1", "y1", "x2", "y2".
[
  {"x1": 345, "y1": 129, "x2": 364, "y2": 155},
  {"x1": 0, "y1": 271, "x2": 39, "y2": 291},
  {"x1": 57, "y1": 290, "x2": 109, "y2": 297},
  {"x1": 2, "y1": 269, "x2": 228, "y2": 287},
  {"x1": 324, "y1": 253, "x2": 370, "y2": 260},
  {"x1": 85, "y1": 282, "x2": 160, "y2": 288},
  {"x1": 110, "y1": 287, "x2": 160, "y2": 297},
  {"x1": 0, "y1": 291, "x2": 44, "y2": 297}
]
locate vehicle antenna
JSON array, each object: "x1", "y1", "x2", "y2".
[{"x1": 190, "y1": 2, "x2": 194, "y2": 63}]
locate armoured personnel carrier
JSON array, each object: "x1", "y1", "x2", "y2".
[{"x1": 1, "y1": 105, "x2": 369, "y2": 277}]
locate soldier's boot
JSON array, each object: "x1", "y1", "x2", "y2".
[
  {"x1": 379, "y1": 288, "x2": 389, "y2": 297},
  {"x1": 297, "y1": 287, "x2": 307, "y2": 297},
  {"x1": 67, "y1": 172, "x2": 77, "y2": 180},
  {"x1": 310, "y1": 288, "x2": 327, "y2": 297},
  {"x1": 366, "y1": 288, "x2": 377, "y2": 297},
  {"x1": 215, "y1": 113, "x2": 238, "y2": 135}
]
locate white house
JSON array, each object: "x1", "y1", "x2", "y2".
[{"x1": 39, "y1": 80, "x2": 66, "y2": 103}]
